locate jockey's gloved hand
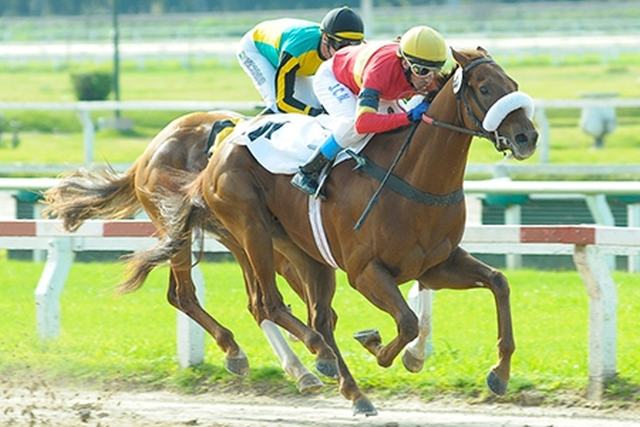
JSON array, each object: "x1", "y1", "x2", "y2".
[
  {"x1": 406, "y1": 101, "x2": 430, "y2": 122},
  {"x1": 309, "y1": 107, "x2": 325, "y2": 117}
]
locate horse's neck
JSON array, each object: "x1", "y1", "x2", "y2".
[{"x1": 402, "y1": 96, "x2": 472, "y2": 194}]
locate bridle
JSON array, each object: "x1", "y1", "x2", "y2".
[
  {"x1": 421, "y1": 56, "x2": 511, "y2": 152},
  {"x1": 353, "y1": 55, "x2": 534, "y2": 229}
]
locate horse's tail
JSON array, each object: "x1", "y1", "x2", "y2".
[
  {"x1": 43, "y1": 165, "x2": 139, "y2": 232},
  {"x1": 116, "y1": 167, "x2": 205, "y2": 294}
]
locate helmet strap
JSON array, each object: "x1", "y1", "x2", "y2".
[
  {"x1": 401, "y1": 60, "x2": 415, "y2": 87},
  {"x1": 319, "y1": 33, "x2": 332, "y2": 60}
]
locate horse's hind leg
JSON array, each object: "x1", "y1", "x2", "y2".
[
  {"x1": 209, "y1": 232, "x2": 324, "y2": 393},
  {"x1": 419, "y1": 246, "x2": 515, "y2": 396},
  {"x1": 248, "y1": 253, "x2": 324, "y2": 393},
  {"x1": 209, "y1": 177, "x2": 337, "y2": 368},
  {"x1": 271, "y1": 234, "x2": 376, "y2": 414},
  {"x1": 168, "y1": 244, "x2": 249, "y2": 376}
]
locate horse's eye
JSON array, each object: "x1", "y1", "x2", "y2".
[{"x1": 479, "y1": 86, "x2": 489, "y2": 95}]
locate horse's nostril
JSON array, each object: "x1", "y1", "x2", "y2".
[{"x1": 515, "y1": 133, "x2": 529, "y2": 144}]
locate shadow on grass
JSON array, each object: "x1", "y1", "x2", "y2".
[
  {"x1": 171, "y1": 363, "x2": 299, "y2": 395},
  {"x1": 605, "y1": 375, "x2": 640, "y2": 402}
]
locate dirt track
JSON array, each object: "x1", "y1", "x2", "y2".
[{"x1": 1, "y1": 381, "x2": 639, "y2": 427}]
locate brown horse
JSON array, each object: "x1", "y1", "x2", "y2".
[
  {"x1": 136, "y1": 47, "x2": 538, "y2": 415},
  {"x1": 43, "y1": 110, "x2": 339, "y2": 393}
]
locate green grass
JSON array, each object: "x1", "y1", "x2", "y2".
[{"x1": 1, "y1": 258, "x2": 638, "y2": 404}]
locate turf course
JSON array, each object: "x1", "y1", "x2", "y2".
[{"x1": 1, "y1": 258, "x2": 638, "y2": 404}]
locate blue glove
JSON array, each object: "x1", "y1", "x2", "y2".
[{"x1": 406, "y1": 101, "x2": 430, "y2": 122}]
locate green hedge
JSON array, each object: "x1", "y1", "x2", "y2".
[{"x1": 70, "y1": 70, "x2": 112, "y2": 101}]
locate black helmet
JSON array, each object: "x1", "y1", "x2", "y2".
[{"x1": 320, "y1": 6, "x2": 364, "y2": 49}]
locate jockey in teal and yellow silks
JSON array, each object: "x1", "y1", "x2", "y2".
[{"x1": 236, "y1": 7, "x2": 364, "y2": 116}]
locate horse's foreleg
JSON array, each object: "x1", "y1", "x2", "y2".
[
  {"x1": 420, "y1": 246, "x2": 515, "y2": 395},
  {"x1": 169, "y1": 246, "x2": 249, "y2": 376},
  {"x1": 401, "y1": 282, "x2": 434, "y2": 373},
  {"x1": 259, "y1": 319, "x2": 324, "y2": 394},
  {"x1": 300, "y1": 260, "x2": 377, "y2": 416},
  {"x1": 352, "y1": 260, "x2": 419, "y2": 368},
  {"x1": 273, "y1": 252, "x2": 305, "y2": 341}
]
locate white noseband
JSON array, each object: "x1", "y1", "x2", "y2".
[{"x1": 482, "y1": 91, "x2": 534, "y2": 132}]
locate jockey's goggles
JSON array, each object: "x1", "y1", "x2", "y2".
[
  {"x1": 408, "y1": 62, "x2": 440, "y2": 77},
  {"x1": 401, "y1": 51, "x2": 443, "y2": 77},
  {"x1": 327, "y1": 34, "x2": 362, "y2": 50}
]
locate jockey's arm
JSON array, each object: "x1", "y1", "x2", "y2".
[
  {"x1": 274, "y1": 52, "x2": 323, "y2": 116},
  {"x1": 354, "y1": 88, "x2": 411, "y2": 134}
]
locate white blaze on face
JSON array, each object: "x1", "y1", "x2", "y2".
[{"x1": 482, "y1": 92, "x2": 535, "y2": 132}]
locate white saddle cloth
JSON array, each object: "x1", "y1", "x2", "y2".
[
  {"x1": 226, "y1": 112, "x2": 381, "y2": 174},
  {"x1": 222, "y1": 102, "x2": 410, "y2": 269}
]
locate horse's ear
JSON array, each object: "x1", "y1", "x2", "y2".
[
  {"x1": 476, "y1": 46, "x2": 489, "y2": 56},
  {"x1": 450, "y1": 47, "x2": 468, "y2": 66}
]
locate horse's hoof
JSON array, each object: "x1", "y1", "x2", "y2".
[
  {"x1": 352, "y1": 396, "x2": 377, "y2": 417},
  {"x1": 297, "y1": 372, "x2": 324, "y2": 394},
  {"x1": 225, "y1": 353, "x2": 249, "y2": 377},
  {"x1": 402, "y1": 349, "x2": 425, "y2": 373},
  {"x1": 353, "y1": 329, "x2": 381, "y2": 345},
  {"x1": 486, "y1": 370, "x2": 508, "y2": 396},
  {"x1": 315, "y1": 357, "x2": 339, "y2": 379},
  {"x1": 353, "y1": 329, "x2": 382, "y2": 349}
]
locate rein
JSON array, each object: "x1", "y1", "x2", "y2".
[
  {"x1": 352, "y1": 56, "x2": 497, "y2": 231},
  {"x1": 353, "y1": 122, "x2": 419, "y2": 230},
  {"x1": 420, "y1": 114, "x2": 486, "y2": 138},
  {"x1": 421, "y1": 57, "x2": 497, "y2": 143}
]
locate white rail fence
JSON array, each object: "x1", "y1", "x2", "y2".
[
  {"x1": 2, "y1": 177, "x2": 639, "y2": 271},
  {"x1": 1, "y1": 99, "x2": 639, "y2": 176},
  {"x1": 1, "y1": 219, "x2": 638, "y2": 400}
]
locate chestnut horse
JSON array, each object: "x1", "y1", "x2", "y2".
[
  {"x1": 43, "y1": 110, "x2": 339, "y2": 393},
  {"x1": 134, "y1": 47, "x2": 538, "y2": 415}
]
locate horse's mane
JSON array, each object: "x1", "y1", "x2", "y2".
[
  {"x1": 438, "y1": 66, "x2": 456, "y2": 88},
  {"x1": 434, "y1": 47, "x2": 490, "y2": 97}
]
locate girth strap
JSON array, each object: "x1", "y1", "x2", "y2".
[{"x1": 345, "y1": 150, "x2": 465, "y2": 206}]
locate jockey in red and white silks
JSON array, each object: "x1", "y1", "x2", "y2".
[{"x1": 291, "y1": 25, "x2": 448, "y2": 195}]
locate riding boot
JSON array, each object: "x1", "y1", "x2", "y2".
[
  {"x1": 290, "y1": 151, "x2": 331, "y2": 195},
  {"x1": 291, "y1": 134, "x2": 342, "y2": 196}
]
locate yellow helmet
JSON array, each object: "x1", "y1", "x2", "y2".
[{"x1": 399, "y1": 26, "x2": 447, "y2": 72}]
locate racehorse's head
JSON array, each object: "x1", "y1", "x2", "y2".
[{"x1": 450, "y1": 47, "x2": 538, "y2": 160}]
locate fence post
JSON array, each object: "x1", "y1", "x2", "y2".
[
  {"x1": 361, "y1": 0, "x2": 374, "y2": 38},
  {"x1": 176, "y1": 262, "x2": 205, "y2": 367},
  {"x1": 35, "y1": 237, "x2": 74, "y2": 339},
  {"x1": 505, "y1": 204, "x2": 522, "y2": 269},
  {"x1": 585, "y1": 194, "x2": 615, "y2": 269},
  {"x1": 77, "y1": 108, "x2": 95, "y2": 166},
  {"x1": 32, "y1": 202, "x2": 46, "y2": 262},
  {"x1": 629, "y1": 203, "x2": 640, "y2": 272},
  {"x1": 572, "y1": 244, "x2": 617, "y2": 400},
  {"x1": 534, "y1": 106, "x2": 550, "y2": 164}
]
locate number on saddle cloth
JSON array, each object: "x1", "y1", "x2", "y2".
[
  {"x1": 207, "y1": 118, "x2": 242, "y2": 157},
  {"x1": 247, "y1": 121, "x2": 289, "y2": 142}
]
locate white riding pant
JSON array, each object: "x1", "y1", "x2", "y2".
[
  {"x1": 236, "y1": 31, "x2": 320, "y2": 112},
  {"x1": 312, "y1": 58, "x2": 361, "y2": 148}
]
